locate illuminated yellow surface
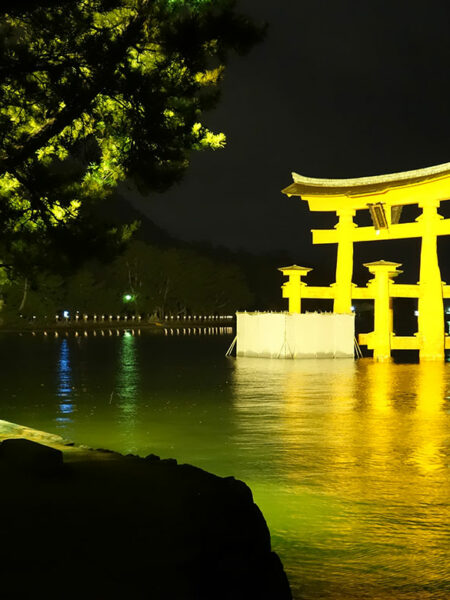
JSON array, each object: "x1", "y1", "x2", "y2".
[
  {"x1": 364, "y1": 261, "x2": 401, "y2": 362},
  {"x1": 282, "y1": 162, "x2": 450, "y2": 360},
  {"x1": 278, "y1": 265, "x2": 312, "y2": 313},
  {"x1": 312, "y1": 217, "x2": 450, "y2": 244},
  {"x1": 417, "y1": 199, "x2": 445, "y2": 360},
  {"x1": 333, "y1": 207, "x2": 356, "y2": 313}
]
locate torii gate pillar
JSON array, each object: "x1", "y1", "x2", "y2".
[
  {"x1": 334, "y1": 207, "x2": 356, "y2": 314},
  {"x1": 418, "y1": 199, "x2": 445, "y2": 361}
]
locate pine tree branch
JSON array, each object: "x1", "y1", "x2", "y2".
[{"x1": 0, "y1": 1, "x2": 150, "y2": 175}]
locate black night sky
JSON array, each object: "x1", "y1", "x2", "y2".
[{"x1": 130, "y1": 0, "x2": 450, "y2": 284}]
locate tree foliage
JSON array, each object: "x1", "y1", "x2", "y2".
[
  {"x1": 108, "y1": 241, "x2": 254, "y2": 315},
  {"x1": 2, "y1": 240, "x2": 254, "y2": 319},
  {"x1": 0, "y1": 0, "x2": 263, "y2": 275}
]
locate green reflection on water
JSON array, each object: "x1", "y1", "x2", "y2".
[{"x1": 115, "y1": 331, "x2": 139, "y2": 446}]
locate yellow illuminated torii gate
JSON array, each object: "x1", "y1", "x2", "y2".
[{"x1": 282, "y1": 162, "x2": 450, "y2": 361}]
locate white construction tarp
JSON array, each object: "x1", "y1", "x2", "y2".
[{"x1": 236, "y1": 312, "x2": 354, "y2": 359}]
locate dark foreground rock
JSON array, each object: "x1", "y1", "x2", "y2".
[{"x1": 0, "y1": 437, "x2": 291, "y2": 600}]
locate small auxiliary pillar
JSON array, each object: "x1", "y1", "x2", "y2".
[
  {"x1": 364, "y1": 261, "x2": 402, "y2": 362},
  {"x1": 278, "y1": 265, "x2": 312, "y2": 313}
]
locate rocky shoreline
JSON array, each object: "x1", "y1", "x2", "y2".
[{"x1": 0, "y1": 421, "x2": 291, "y2": 599}]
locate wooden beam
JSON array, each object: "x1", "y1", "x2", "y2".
[
  {"x1": 390, "y1": 336, "x2": 420, "y2": 350},
  {"x1": 390, "y1": 284, "x2": 420, "y2": 298},
  {"x1": 312, "y1": 218, "x2": 450, "y2": 245},
  {"x1": 301, "y1": 287, "x2": 335, "y2": 299}
]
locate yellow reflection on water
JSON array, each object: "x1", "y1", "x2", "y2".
[
  {"x1": 411, "y1": 361, "x2": 447, "y2": 475},
  {"x1": 232, "y1": 357, "x2": 450, "y2": 599}
]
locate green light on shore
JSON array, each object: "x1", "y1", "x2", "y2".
[{"x1": 123, "y1": 294, "x2": 134, "y2": 302}]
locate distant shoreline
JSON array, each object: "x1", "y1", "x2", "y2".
[{"x1": 0, "y1": 316, "x2": 235, "y2": 335}]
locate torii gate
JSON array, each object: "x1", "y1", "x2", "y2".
[{"x1": 281, "y1": 162, "x2": 450, "y2": 361}]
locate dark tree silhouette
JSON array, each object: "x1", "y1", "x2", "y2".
[{"x1": 0, "y1": 0, "x2": 264, "y2": 276}]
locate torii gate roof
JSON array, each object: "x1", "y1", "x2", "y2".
[{"x1": 282, "y1": 161, "x2": 450, "y2": 211}]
